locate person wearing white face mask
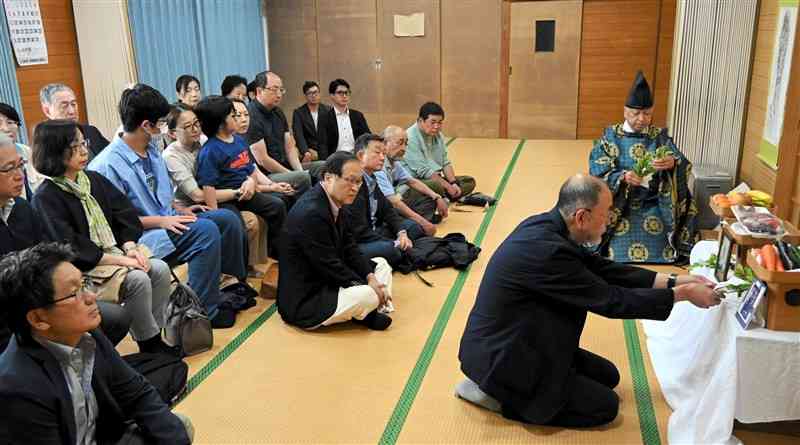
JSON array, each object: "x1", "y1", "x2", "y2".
[{"x1": 457, "y1": 174, "x2": 720, "y2": 429}]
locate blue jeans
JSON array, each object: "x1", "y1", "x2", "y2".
[
  {"x1": 199, "y1": 209, "x2": 248, "y2": 280},
  {"x1": 164, "y1": 218, "x2": 222, "y2": 318},
  {"x1": 358, "y1": 218, "x2": 425, "y2": 266},
  {"x1": 163, "y1": 209, "x2": 246, "y2": 318}
]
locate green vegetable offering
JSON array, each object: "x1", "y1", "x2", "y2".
[
  {"x1": 633, "y1": 147, "x2": 673, "y2": 178},
  {"x1": 633, "y1": 152, "x2": 655, "y2": 177},
  {"x1": 654, "y1": 146, "x2": 673, "y2": 160}
]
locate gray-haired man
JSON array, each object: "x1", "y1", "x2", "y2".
[{"x1": 40, "y1": 83, "x2": 110, "y2": 157}]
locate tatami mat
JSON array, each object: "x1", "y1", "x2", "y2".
[
  {"x1": 115, "y1": 139, "x2": 793, "y2": 444},
  {"x1": 175, "y1": 138, "x2": 520, "y2": 444}
]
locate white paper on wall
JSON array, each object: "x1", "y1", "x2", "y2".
[
  {"x1": 3, "y1": 0, "x2": 48, "y2": 66},
  {"x1": 394, "y1": 13, "x2": 424, "y2": 37}
]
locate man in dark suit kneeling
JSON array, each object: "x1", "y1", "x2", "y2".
[
  {"x1": 277, "y1": 151, "x2": 393, "y2": 331},
  {"x1": 0, "y1": 243, "x2": 193, "y2": 444},
  {"x1": 457, "y1": 174, "x2": 721, "y2": 428}
]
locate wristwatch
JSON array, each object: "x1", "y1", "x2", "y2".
[{"x1": 667, "y1": 273, "x2": 678, "y2": 289}]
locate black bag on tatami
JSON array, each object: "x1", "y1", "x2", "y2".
[{"x1": 123, "y1": 352, "x2": 188, "y2": 406}]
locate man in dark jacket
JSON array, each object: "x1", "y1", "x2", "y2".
[
  {"x1": 457, "y1": 174, "x2": 720, "y2": 428},
  {"x1": 292, "y1": 81, "x2": 330, "y2": 162},
  {"x1": 322, "y1": 78, "x2": 370, "y2": 156},
  {"x1": 0, "y1": 243, "x2": 193, "y2": 444},
  {"x1": 40, "y1": 83, "x2": 110, "y2": 157},
  {"x1": 342, "y1": 134, "x2": 425, "y2": 267},
  {"x1": 278, "y1": 151, "x2": 393, "y2": 331}
]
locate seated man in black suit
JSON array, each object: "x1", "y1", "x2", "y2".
[
  {"x1": 292, "y1": 81, "x2": 330, "y2": 163},
  {"x1": 342, "y1": 134, "x2": 425, "y2": 268},
  {"x1": 322, "y1": 78, "x2": 370, "y2": 156},
  {"x1": 40, "y1": 83, "x2": 110, "y2": 158},
  {"x1": 0, "y1": 243, "x2": 193, "y2": 444},
  {"x1": 0, "y1": 134, "x2": 130, "y2": 351},
  {"x1": 277, "y1": 152, "x2": 393, "y2": 331},
  {"x1": 456, "y1": 174, "x2": 721, "y2": 428}
]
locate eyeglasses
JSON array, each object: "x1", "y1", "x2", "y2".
[
  {"x1": 305, "y1": 90, "x2": 320, "y2": 96},
  {"x1": 70, "y1": 140, "x2": 90, "y2": 152},
  {"x1": 0, "y1": 118, "x2": 19, "y2": 128},
  {"x1": 180, "y1": 120, "x2": 201, "y2": 131},
  {"x1": 0, "y1": 158, "x2": 26, "y2": 174},
  {"x1": 50, "y1": 278, "x2": 96, "y2": 305},
  {"x1": 265, "y1": 86, "x2": 286, "y2": 94},
  {"x1": 57, "y1": 101, "x2": 78, "y2": 111},
  {"x1": 334, "y1": 90, "x2": 351, "y2": 96},
  {"x1": 340, "y1": 175, "x2": 363, "y2": 188}
]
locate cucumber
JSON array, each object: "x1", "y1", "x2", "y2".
[
  {"x1": 776, "y1": 241, "x2": 795, "y2": 270},
  {"x1": 788, "y1": 244, "x2": 800, "y2": 267}
]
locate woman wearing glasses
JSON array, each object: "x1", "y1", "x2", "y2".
[
  {"x1": 0, "y1": 102, "x2": 45, "y2": 197},
  {"x1": 30, "y1": 119, "x2": 178, "y2": 356}
]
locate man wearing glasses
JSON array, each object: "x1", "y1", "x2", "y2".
[
  {"x1": 323, "y1": 78, "x2": 371, "y2": 155},
  {"x1": 246, "y1": 71, "x2": 315, "y2": 196},
  {"x1": 278, "y1": 152, "x2": 393, "y2": 331},
  {"x1": 457, "y1": 174, "x2": 720, "y2": 429},
  {"x1": 291, "y1": 81, "x2": 330, "y2": 163},
  {"x1": 0, "y1": 102, "x2": 45, "y2": 197},
  {"x1": 403, "y1": 102, "x2": 476, "y2": 201},
  {"x1": 40, "y1": 83, "x2": 110, "y2": 158},
  {"x1": 0, "y1": 243, "x2": 193, "y2": 444}
]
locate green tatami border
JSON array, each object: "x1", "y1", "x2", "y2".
[
  {"x1": 623, "y1": 319, "x2": 662, "y2": 445},
  {"x1": 379, "y1": 139, "x2": 526, "y2": 445},
  {"x1": 175, "y1": 136, "x2": 459, "y2": 406},
  {"x1": 176, "y1": 303, "x2": 278, "y2": 405}
]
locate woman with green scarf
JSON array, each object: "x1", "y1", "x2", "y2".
[{"x1": 31, "y1": 120, "x2": 177, "y2": 356}]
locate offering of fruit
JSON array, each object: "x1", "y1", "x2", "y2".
[
  {"x1": 711, "y1": 193, "x2": 732, "y2": 208},
  {"x1": 727, "y1": 192, "x2": 752, "y2": 206},
  {"x1": 746, "y1": 190, "x2": 773, "y2": 207}
]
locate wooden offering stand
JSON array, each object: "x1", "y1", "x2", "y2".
[{"x1": 747, "y1": 250, "x2": 800, "y2": 332}]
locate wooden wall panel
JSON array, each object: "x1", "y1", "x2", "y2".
[
  {"x1": 376, "y1": 0, "x2": 440, "y2": 133},
  {"x1": 652, "y1": 0, "x2": 675, "y2": 126},
  {"x1": 576, "y1": 0, "x2": 661, "y2": 140},
  {"x1": 317, "y1": 0, "x2": 380, "y2": 127},
  {"x1": 739, "y1": 0, "x2": 778, "y2": 194},
  {"x1": 266, "y1": 0, "x2": 318, "y2": 111},
  {"x1": 14, "y1": 0, "x2": 87, "y2": 140},
  {"x1": 441, "y1": 0, "x2": 501, "y2": 138},
  {"x1": 508, "y1": 0, "x2": 581, "y2": 139}
]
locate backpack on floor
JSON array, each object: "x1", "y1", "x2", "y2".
[
  {"x1": 398, "y1": 232, "x2": 481, "y2": 273},
  {"x1": 122, "y1": 352, "x2": 188, "y2": 406},
  {"x1": 459, "y1": 192, "x2": 497, "y2": 207},
  {"x1": 164, "y1": 269, "x2": 213, "y2": 356}
]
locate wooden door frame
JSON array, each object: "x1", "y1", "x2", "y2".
[
  {"x1": 773, "y1": 9, "x2": 800, "y2": 222},
  {"x1": 499, "y1": 0, "x2": 582, "y2": 138},
  {"x1": 500, "y1": 0, "x2": 511, "y2": 138}
]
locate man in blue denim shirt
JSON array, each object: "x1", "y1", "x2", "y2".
[{"x1": 89, "y1": 84, "x2": 247, "y2": 328}]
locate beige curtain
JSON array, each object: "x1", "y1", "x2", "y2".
[
  {"x1": 667, "y1": 0, "x2": 758, "y2": 174},
  {"x1": 72, "y1": 0, "x2": 138, "y2": 139}
]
